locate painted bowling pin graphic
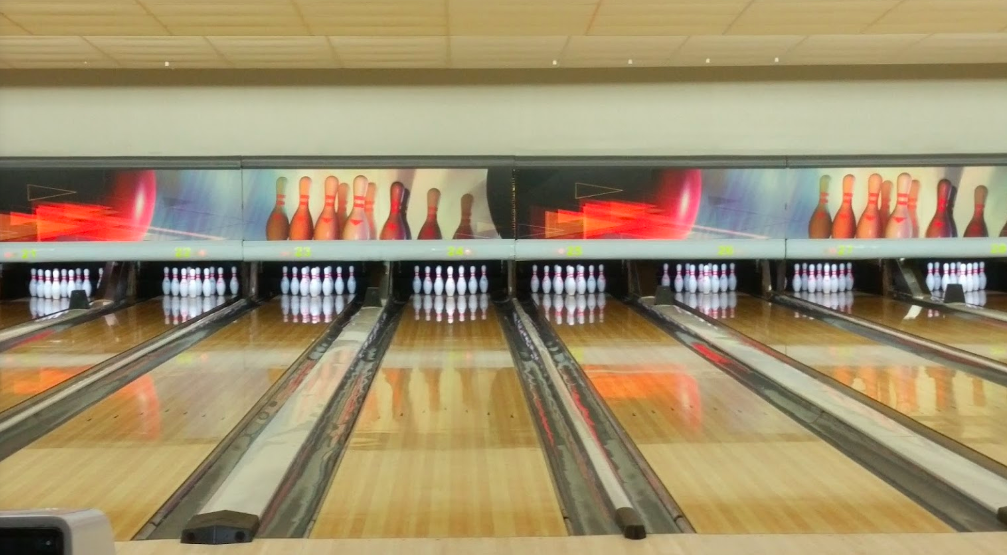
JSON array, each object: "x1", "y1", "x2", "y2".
[
  {"x1": 856, "y1": 173, "x2": 883, "y2": 238},
  {"x1": 878, "y1": 179, "x2": 893, "y2": 233},
  {"x1": 336, "y1": 181, "x2": 349, "y2": 239},
  {"x1": 947, "y1": 183, "x2": 960, "y2": 237},
  {"x1": 453, "y1": 193, "x2": 475, "y2": 239},
  {"x1": 265, "y1": 177, "x2": 290, "y2": 239},
  {"x1": 832, "y1": 174, "x2": 857, "y2": 239},
  {"x1": 908, "y1": 179, "x2": 921, "y2": 237},
  {"x1": 380, "y1": 181, "x2": 408, "y2": 240},
  {"x1": 288, "y1": 176, "x2": 315, "y2": 240},
  {"x1": 313, "y1": 175, "x2": 340, "y2": 240},
  {"x1": 418, "y1": 187, "x2": 443, "y2": 240},
  {"x1": 265, "y1": 176, "x2": 290, "y2": 240},
  {"x1": 364, "y1": 181, "x2": 378, "y2": 240},
  {"x1": 925, "y1": 179, "x2": 955, "y2": 238},
  {"x1": 808, "y1": 175, "x2": 833, "y2": 238},
  {"x1": 400, "y1": 187, "x2": 413, "y2": 240},
  {"x1": 884, "y1": 173, "x2": 914, "y2": 239},
  {"x1": 342, "y1": 175, "x2": 371, "y2": 240},
  {"x1": 963, "y1": 185, "x2": 989, "y2": 238}
]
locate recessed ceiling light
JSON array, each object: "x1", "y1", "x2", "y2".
[
  {"x1": 627, "y1": 59, "x2": 634, "y2": 65},
  {"x1": 83, "y1": 60, "x2": 88, "y2": 65},
  {"x1": 164, "y1": 61, "x2": 170, "y2": 67},
  {"x1": 774, "y1": 57, "x2": 780, "y2": 63},
  {"x1": 552, "y1": 59, "x2": 558, "y2": 66},
  {"x1": 705, "y1": 58, "x2": 711, "y2": 64}
]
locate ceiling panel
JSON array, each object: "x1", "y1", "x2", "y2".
[{"x1": 1, "y1": 0, "x2": 1007, "y2": 68}]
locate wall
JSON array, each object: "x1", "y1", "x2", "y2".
[{"x1": 1, "y1": 66, "x2": 1006, "y2": 159}]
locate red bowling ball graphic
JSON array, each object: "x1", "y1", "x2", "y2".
[{"x1": 653, "y1": 169, "x2": 702, "y2": 239}]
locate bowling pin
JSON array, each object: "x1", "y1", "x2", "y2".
[
  {"x1": 908, "y1": 179, "x2": 921, "y2": 237},
  {"x1": 82, "y1": 269, "x2": 92, "y2": 297},
  {"x1": 552, "y1": 265, "x2": 564, "y2": 295},
  {"x1": 29, "y1": 268, "x2": 37, "y2": 297},
  {"x1": 265, "y1": 176, "x2": 290, "y2": 240},
  {"x1": 453, "y1": 193, "x2": 475, "y2": 239},
  {"x1": 530, "y1": 264, "x2": 540, "y2": 293},
  {"x1": 434, "y1": 266, "x2": 444, "y2": 295},
  {"x1": 171, "y1": 268, "x2": 180, "y2": 296},
  {"x1": 412, "y1": 266, "x2": 422, "y2": 295},
  {"x1": 831, "y1": 264, "x2": 840, "y2": 293},
  {"x1": 728, "y1": 263, "x2": 737, "y2": 292},
  {"x1": 291, "y1": 267, "x2": 301, "y2": 295},
  {"x1": 400, "y1": 187, "x2": 413, "y2": 240},
  {"x1": 660, "y1": 263, "x2": 671, "y2": 287},
  {"x1": 335, "y1": 266, "x2": 345, "y2": 295},
  {"x1": 832, "y1": 174, "x2": 857, "y2": 238},
  {"x1": 844, "y1": 262, "x2": 853, "y2": 291},
  {"x1": 309, "y1": 267, "x2": 322, "y2": 297},
  {"x1": 925, "y1": 262, "x2": 936, "y2": 292},
  {"x1": 925, "y1": 179, "x2": 955, "y2": 238},
  {"x1": 457, "y1": 266, "x2": 467, "y2": 296},
  {"x1": 336, "y1": 180, "x2": 349, "y2": 239},
  {"x1": 423, "y1": 266, "x2": 433, "y2": 295},
  {"x1": 979, "y1": 262, "x2": 987, "y2": 290},
  {"x1": 479, "y1": 265, "x2": 489, "y2": 294},
  {"x1": 564, "y1": 265, "x2": 576, "y2": 295},
  {"x1": 719, "y1": 264, "x2": 728, "y2": 292},
  {"x1": 380, "y1": 181, "x2": 409, "y2": 240},
  {"x1": 964, "y1": 185, "x2": 989, "y2": 237},
  {"x1": 216, "y1": 269, "x2": 226, "y2": 296},
  {"x1": 597, "y1": 264, "x2": 606, "y2": 293},
  {"x1": 673, "y1": 264, "x2": 684, "y2": 293},
  {"x1": 792, "y1": 263, "x2": 802, "y2": 292},
  {"x1": 687, "y1": 265, "x2": 697, "y2": 294},
  {"x1": 808, "y1": 175, "x2": 833, "y2": 238},
  {"x1": 341, "y1": 175, "x2": 371, "y2": 240},
  {"x1": 162, "y1": 267, "x2": 171, "y2": 296},
  {"x1": 75, "y1": 268, "x2": 83, "y2": 291},
  {"x1": 856, "y1": 173, "x2": 883, "y2": 238},
  {"x1": 445, "y1": 266, "x2": 456, "y2": 296},
  {"x1": 711, "y1": 265, "x2": 721, "y2": 294},
  {"x1": 289, "y1": 176, "x2": 315, "y2": 240},
  {"x1": 364, "y1": 181, "x2": 378, "y2": 240},
  {"x1": 322, "y1": 266, "x2": 334, "y2": 296},
  {"x1": 281, "y1": 266, "x2": 290, "y2": 295},
  {"x1": 203, "y1": 268, "x2": 213, "y2": 297},
  {"x1": 230, "y1": 266, "x2": 240, "y2": 296},
  {"x1": 58, "y1": 269, "x2": 68, "y2": 298},
  {"x1": 418, "y1": 187, "x2": 443, "y2": 239},
  {"x1": 806, "y1": 265, "x2": 817, "y2": 293},
  {"x1": 879, "y1": 179, "x2": 893, "y2": 232},
  {"x1": 576, "y1": 265, "x2": 586, "y2": 295},
  {"x1": 884, "y1": 173, "x2": 914, "y2": 239},
  {"x1": 313, "y1": 175, "x2": 340, "y2": 240},
  {"x1": 543, "y1": 265, "x2": 552, "y2": 294},
  {"x1": 190, "y1": 268, "x2": 201, "y2": 297},
  {"x1": 299, "y1": 266, "x2": 309, "y2": 297},
  {"x1": 468, "y1": 266, "x2": 477, "y2": 295},
  {"x1": 941, "y1": 262, "x2": 950, "y2": 292},
  {"x1": 179, "y1": 269, "x2": 189, "y2": 298}
]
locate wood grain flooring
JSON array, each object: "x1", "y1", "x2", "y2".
[
  {"x1": 0, "y1": 299, "x2": 326, "y2": 540},
  {"x1": 0, "y1": 298, "x2": 34, "y2": 329},
  {"x1": 544, "y1": 297, "x2": 950, "y2": 534},
  {"x1": 309, "y1": 300, "x2": 567, "y2": 539}
]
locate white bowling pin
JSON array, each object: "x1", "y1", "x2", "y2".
[
  {"x1": 75, "y1": 269, "x2": 83, "y2": 291},
  {"x1": 711, "y1": 265, "x2": 721, "y2": 294},
  {"x1": 552, "y1": 265, "x2": 563, "y2": 295},
  {"x1": 171, "y1": 268, "x2": 180, "y2": 296},
  {"x1": 576, "y1": 265, "x2": 587, "y2": 294},
  {"x1": 445, "y1": 266, "x2": 456, "y2": 296},
  {"x1": 434, "y1": 266, "x2": 444, "y2": 295},
  {"x1": 179, "y1": 269, "x2": 189, "y2": 298},
  {"x1": 822, "y1": 266, "x2": 832, "y2": 293},
  {"x1": 807, "y1": 266, "x2": 817, "y2": 293},
  {"x1": 412, "y1": 266, "x2": 422, "y2": 295},
  {"x1": 687, "y1": 265, "x2": 697, "y2": 294},
  {"x1": 298, "y1": 266, "x2": 309, "y2": 297},
  {"x1": 230, "y1": 266, "x2": 240, "y2": 296},
  {"x1": 564, "y1": 265, "x2": 576, "y2": 295},
  {"x1": 335, "y1": 267, "x2": 345, "y2": 295},
  {"x1": 597, "y1": 264, "x2": 607, "y2": 293},
  {"x1": 979, "y1": 262, "x2": 987, "y2": 290},
  {"x1": 291, "y1": 267, "x2": 301, "y2": 295},
  {"x1": 543, "y1": 266, "x2": 552, "y2": 294},
  {"x1": 831, "y1": 264, "x2": 840, "y2": 293},
  {"x1": 661, "y1": 263, "x2": 671, "y2": 287},
  {"x1": 792, "y1": 263, "x2": 802, "y2": 292},
  {"x1": 161, "y1": 267, "x2": 171, "y2": 296},
  {"x1": 530, "y1": 264, "x2": 540, "y2": 293},
  {"x1": 587, "y1": 265, "x2": 597, "y2": 294},
  {"x1": 347, "y1": 266, "x2": 357, "y2": 295},
  {"x1": 190, "y1": 269, "x2": 201, "y2": 297},
  {"x1": 216, "y1": 270, "x2": 226, "y2": 296},
  {"x1": 281, "y1": 266, "x2": 290, "y2": 295},
  {"x1": 468, "y1": 265, "x2": 478, "y2": 295},
  {"x1": 29, "y1": 269, "x2": 37, "y2": 297},
  {"x1": 673, "y1": 264, "x2": 684, "y2": 293},
  {"x1": 719, "y1": 264, "x2": 728, "y2": 292},
  {"x1": 479, "y1": 265, "x2": 489, "y2": 294},
  {"x1": 423, "y1": 266, "x2": 433, "y2": 295},
  {"x1": 41, "y1": 269, "x2": 51, "y2": 299},
  {"x1": 322, "y1": 267, "x2": 334, "y2": 296},
  {"x1": 203, "y1": 268, "x2": 213, "y2": 297},
  {"x1": 82, "y1": 269, "x2": 92, "y2": 297},
  {"x1": 309, "y1": 267, "x2": 322, "y2": 297},
  {"x1": 59, "y1": 269, "x2": 68, "y2": 298},
  {"x1": 924, "y1": 262, "x2": 935, "y2": 292},
  {"x1": 846, "y1": 263, "x2": 854, "y2": 292},
  {"x1": 457, "y1": 266, "x2": 467, "y2": 296}
]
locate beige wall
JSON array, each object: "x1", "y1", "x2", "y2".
[{"x1": 1, "y1": 67, "x2": 1005, "y2": 159}]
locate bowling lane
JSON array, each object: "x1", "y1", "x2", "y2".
[
  {"x1": 843, "y1": 295, "x2": 1007, "y2": 364},
  {"x1": 0, "y1": 298, "x2": 36, "y2": 329},
  {"x1": 310, "y1": 298, "x2": 567, "y2": 539},
  {"x1": 969, "y1": 291, "x2": 1007, "y2": 312},
  {"x1": 723, "y1": 295, "x2": 1007, "y2": 468},
  {"x1": 545, "y1": 295, "x2": 949, "y2": 533},
  {"x1": 0, "y1": 298, "x2": 331, "y2": 540},
  {"x1": 0, "y1": 297, "x2": 195, "y2": 413}
]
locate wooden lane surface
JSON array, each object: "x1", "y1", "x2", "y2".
[
  {"x1": 309, "y1": 301, "x2": 567, "y2": 539},
  {"x1": 116, "y1": 533, "x2": 1007, "y2": 555},
  {"x1": 544, "y1": 297, "x2": 949, "y2": 534},
  {"x1": 0, "y1": 298, "x2": 327, "y2": 540},
  {"x1": 846, "y1": 295, "x2": 1007, "y2": 364},
  {"x1": 0, "y1": 298, "x2": 187, "y2": 413},
  {"x1": 721, "y1": 295, "x2": 1007, "y2": 469},
  {"x1": 0, "y1": 298, "x2": 34, "y2": 329},
  {"x1": 973, "y1": 292, "x2": 1007, "y2": 313}
]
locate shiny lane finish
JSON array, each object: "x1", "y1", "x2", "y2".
[
  {"x1": 723, "y1": 295, "x2": 1007, "y2": 469},
  {"x1": 0, "y1": 299, "x2": 35, "y2": 330},
  {"x1": 0, "y1": 299, "x2": 327, "y2": 540},
  {"x1": 310, "y1": 302, "x2": 567, "y2": 539},
  {"x1": 546, "y1": 297, "x2": 949, "y2": 534},
  {"x1": 0, "y1": 298, "x2": 188, "y2": 413},
  {"x1": 848, "y1": 296, "x2": 1007, "y2": 364}
]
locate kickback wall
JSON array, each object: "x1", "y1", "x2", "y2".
[{"x1": 1, "y1": 67, "x2": 1006, "y2": 158}]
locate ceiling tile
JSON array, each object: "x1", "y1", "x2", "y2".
[
  {"x1": 562, "y1": 35, "x2": 686, "y2": 66},
  {"x1": 300, "y1": 0, "x2": 447, "y2": 34},
  {"x1": 0, "y1": 14, "x2": 30, "y2": 35},
  {"x1": 331, "y1": 35, "x2": 447, "y2": 67},
  {"x1": 590, "y1": 1, "x2": 747, "y2": 36},
  {"x1": 730, "y1": 1, "x2": 899, "y2": 35},
  {"x1": 0, "y1": 35, "x2": 113, "y2": 67},
  {"x1": 784, "y1": 33, "x2": 926, "y2": 64},
  {"x1": 899, "y1": 32, "x2": 1007, "y2": 63},
  {"x1": 449, "y1": 1, "x2": 596, "y2": 35},
  {"x1": 450, "y1": 35, "x2": 567, "y2": 67},
  {"x1": 868, "y1": 0, "x2": 1007, "y2": 34},
  {"x1": 671, "y1": 34, "x2": 805, "y2": 65}
]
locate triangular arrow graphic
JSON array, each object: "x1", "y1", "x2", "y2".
[
  {"x1": 27, "y1": 183, "x2": 77, "y2": 202},
  {"x1": 574, "y1": 181, "x2": 623, "y2": 200}
]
